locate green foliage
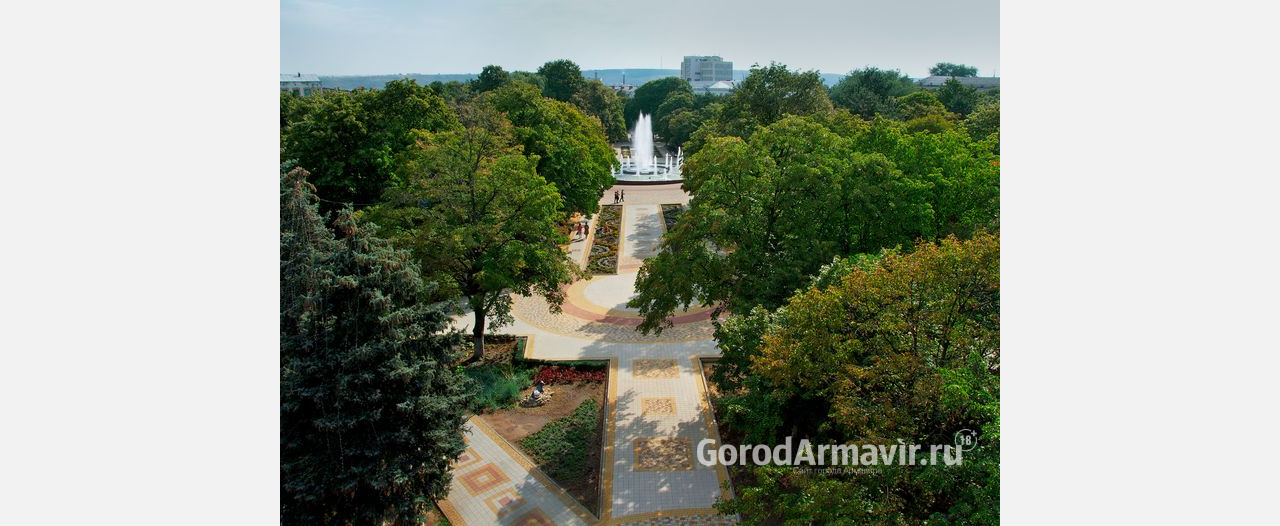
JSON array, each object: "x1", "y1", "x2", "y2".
[
  {"x1": 572, "y1": 79, "x2": 629, "y2": 143},
  {"x1": 829, "y1": 67, "x2": 917, "y2": 119},
  {"x1": 965, "y1": 101, "x2": 1000, "y2": 141},
  {"x1": 937, "y1": 77, "x2": 980, "y2": 116},
  {"x1": 713, "y1": 233, "x2": 1000, "y2": 525},
  {"x1": 518, "y1": 399, "x2": 601, "y2": 482},
  {"x1": 906, "y1": 113, "x2": 956, "y2": 134},
  {"x1": 631, "y1": 115, "x2": 945, "y2": 333},
  {"x1": 626, "y1": 76, "x2": 692, "y2": 124},
  {"x1": 720, "y1": 62, "x2": 834, "y2": 133},
  {"x1": 893, "y1": 90, "x2": 949, "y2": 120},
  {"x1": 537, "y1": 59, "x2": 584, "y2": 102},
  {"x1": 280, "y1": 168, "x2": 473, "y2": 525},
  {"x1": 930, "y1": 62, "x2": 979, "y2": 77},
  {"x1": 486, "y1": 82, "x2": 618, "y2": 216},
  {"x1": 363, "y1": 103, "x2": 581, "y2": 361},
  {"x1": 280, "y1": 81, "x2": 456, "y2": 208},
  {"x1": 463, "y1": 363, "x2": 535, "y2": 411},
  {"x1": 472, "y1": 64, "x2": 510, "y2": 93},
  {"x1": 509, "y1": 71, "x2": 546, "y2": 92}
]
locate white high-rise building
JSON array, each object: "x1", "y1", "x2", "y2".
[{"x1": 680, "y1": 56, "x2": 733, "y2": 83}]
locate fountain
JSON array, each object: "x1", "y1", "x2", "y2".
[{"x1": 613, "y1": 113, "x2": 683, "y2": 184}]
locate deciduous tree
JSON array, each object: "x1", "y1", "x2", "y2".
[
  {"x1": 930, "y1": 62, "x2": 979, "y2": 77},
  {"x1": 829, "y1": 67, "x2": 917, "y2": 119},
  {"x1": 364, "y1": 106, "x2": 580, "y2": 361},
  {"x1": 537, "y1": 59, "x2": 584, "y2": 102}
]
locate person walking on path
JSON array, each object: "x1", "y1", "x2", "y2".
[{"x1": 620, "y1": 189, "x2": 626, "y2": 202}]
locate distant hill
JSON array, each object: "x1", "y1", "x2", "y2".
[{"x1": 320, "y1": 69, "x2": 852, "y2": 91}]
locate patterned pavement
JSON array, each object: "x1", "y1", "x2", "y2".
[{"x1": 442, "y1": 182, "x2": 736, "y2": 525}]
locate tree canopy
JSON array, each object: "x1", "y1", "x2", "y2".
[
  {"x1": 537, "y1": 59, "x2": 584, "y2": 102},
  {"x1": 571, "y1": 79, "x2": 629, "y2": 143},
  {"x1": 626, "y1": 76, "x2": 692, "y2": 125},
  {"x1": 280, "y1": 168, "x2": 473, "y2": 524},
  {"x1": 363, "y1": 105, "x2": 581, "y2": 361},
  {"x1": 472, "y1": 64, "x2": 510, "y2": 93},
  {"x1": 630, "y1": 114, "x2": 998, "y2": 332},
  {"x1": 937, "y1": 77, "x2": 981, "y2": 116},
  {"x1": 930, "y1": 62, "x2": 979, "y2": 77},
  {"x1": 713, "y1": 233, "x2": 1000, "y2": 524},
  {"x1": 486, "y1": 81, "x2": 617, "y2": 217},
  {"x1": 281, "y1": 80, "x2": 456, "y2": 208},
  {"x1": 829, "y1": 67, "x2": 917, "y2": 119}
]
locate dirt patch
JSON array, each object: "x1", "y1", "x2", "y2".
[{"x1": 480, "y1": 380, "x2": 606, "y2": 515}]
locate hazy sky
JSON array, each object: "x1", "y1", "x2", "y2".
[{"x1": 281, "y1": 0, "x2": 999, "y2": 77}]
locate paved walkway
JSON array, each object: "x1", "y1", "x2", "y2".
[{"x1": 442, "y1": 182, "x2": 737, "y2": 525}]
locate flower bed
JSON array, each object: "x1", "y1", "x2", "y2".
[
  {"x1": 586, "y1": 205, "x2": 621, "y2": 274},
  {"x1": 533, "y1": 365, "x2": 607, "y2": 385}
]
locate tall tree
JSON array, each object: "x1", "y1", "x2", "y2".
[
  {"x1": 537, "y1": 59, "x2": 584, "y2": 102},
  {"x1": 629, "y1": 116, "x2": 933, "y2": 332},
  {"x1": 713, "y1": 233, "x2": 999, "y2": 525},
  {"x1": 829, "y1": 67, "x2": 917, "y2": 119},
  {"x1": 472, "y1": 64, "x2": 510, "y2": 93},
  {"x1": 930, "y1": 62, "x2": 979, "y2": 77},
  {"x1": 365, "y1": 105, "x2": 581, "y2": 361},
  {"x1": 571, "y1": 79, "x2": 629, "y2": 143},
  {"x1": 720, "y1": 62, "x2": 833, "y2": 131},
  {"x1": 965, "y1": 101, "x2": 1000, "y2": 141},
  {"x1": 937, "y1": 77, "x2": 981, "y2": 116},
  {"x1": 625, "y1": 76, "x2": 692, "y2": 125},
  {"x1": 280, "y1": 168, "x2": 473, "y2": 525},
  {"x1": 486, "y1": 82, "x2": 617, "y2": 217}
]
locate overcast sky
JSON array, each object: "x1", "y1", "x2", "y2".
[{"x1": 281, "y1": 0, "x2": 999, "y2": 77}]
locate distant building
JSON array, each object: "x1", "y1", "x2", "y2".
[
  {"x1": 281, "y1": 73, "x2": 322, "y2": 96},
  {"x1": 610, "y1": 83, "x2": 637, "y2": 96},
  {"x1": 690, "y1": 80, "x2": 736, "y2": 96},
  {"x1": 681, "y1": 56, "x2": 733, "y2": 84},
  {"x1": 916, "y1": 75, "x2": 1000, "y2": 91}
]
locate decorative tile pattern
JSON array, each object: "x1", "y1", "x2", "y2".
[
  {"x1": 511, "y1": 508, "x2": 556, "y2": 526},
  {"x1": 641, "y1": 397, "x2": 677, "y2": 416},
  {"x1": 458, "y1": 463, "x2": 510, "y2": 495},
  {"x1": 618, "y1": 513, "x2": 739, "y2": 525},
  {"x1": 452, "y1": 447, "x2": 482, "y2": 470},
  {"x1": 587, "y1": 205, "x2": 622, "y2": 274},
  {"x1": 634, "y1": 437, "x2": 694, "y2": 471},
  {"x1": 483, "y1": 487, "x2": 525, "y2": 517},
  {"x1": 633, "y1": 359, "x2": 679, "y2": 379}
]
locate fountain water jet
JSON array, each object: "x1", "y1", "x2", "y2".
[{"x1": 613, "y1": 113, "x2": 683, "y2": 183}]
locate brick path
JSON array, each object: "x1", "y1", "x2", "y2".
[{"x1": 442, "y1": 183, "x2": 737, "y2": 525}]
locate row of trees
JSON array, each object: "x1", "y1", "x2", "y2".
[
  {"x1": 622, "y1": 62, "x2": 1000, "y2": 523},
  {"x1": 628, "y1": 61, "x2": 998, "y2": 151},
  {"x1": 281, "y1": 62, "x2": 621, "y2": 523}
]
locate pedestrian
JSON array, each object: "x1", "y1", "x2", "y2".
[
  {"x1": 576, "y1": 222, "x2": 583, "y2": 239},
  {"x1": 621, "y1": 189, "x2": 626, "y2": 202},
  {"x1": 613, "y1": 190, "x2": 619, "y2": 203}
]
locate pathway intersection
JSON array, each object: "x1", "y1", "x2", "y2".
[{"x1": 441, "y1": 183, "x2": 737, "y2": 525}]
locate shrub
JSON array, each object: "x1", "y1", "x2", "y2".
[{"x1": 464, "y1": 364, "x2": 534, "y2": 411}]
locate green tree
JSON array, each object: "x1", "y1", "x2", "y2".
[
  {"x1": 281, "y1": 83, "x2": 455, "y2": 208},
  {"x1": 280, "y1": 168, "x2": 473, "y2": 525},
  {"x1": 937, "y1": 77, "x2": 980, "y2": 116},
  {"x1": 829, "y1": 67, "x2": 917, "y2": 119},
  {"x1": 629, "y1": 116, "x2": 933, "y2": 332},
  {"x1": 486, "y1": 82, "x2": 617, "y2": 217},
  {"x1": 537, "y1": 59, "x2": 584, "y2": 102},
  {"x1": 714, "y1": 233, "x2": 999, "y2": 525},
  {"x1": 625, "y1": 76, "x2": 692, "y2": 124},
  {"x1": 965, "y1": 101, "x2": 1000, "y2": 141},
  {"x1": 654, "y1": 90, "x2": 695, "y2": 139},
  {"x1": 509, "y1": 71, "x2": 546, "y2": 92},
  {"x1": 893, "y1": 90, "x2": 949, "y2": 120},
  {"x1": 281, "y1": 90, "x2": 390, "y2": 207},
  {"x1": 472, "y1": 64, "x2": 510, "y2": 93},
  {"x1": 365, "y1": 105, "x2": 581, "y2": 361},
  {"x1": 930, "y1": 62, "x2": 979, "y2": 77},
  {"x1": 571, "y1": 79, "x2": 629, "y2": 143},
  {"x1": 720, "y1": 62, "x2": 833, "y2": 131}
]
